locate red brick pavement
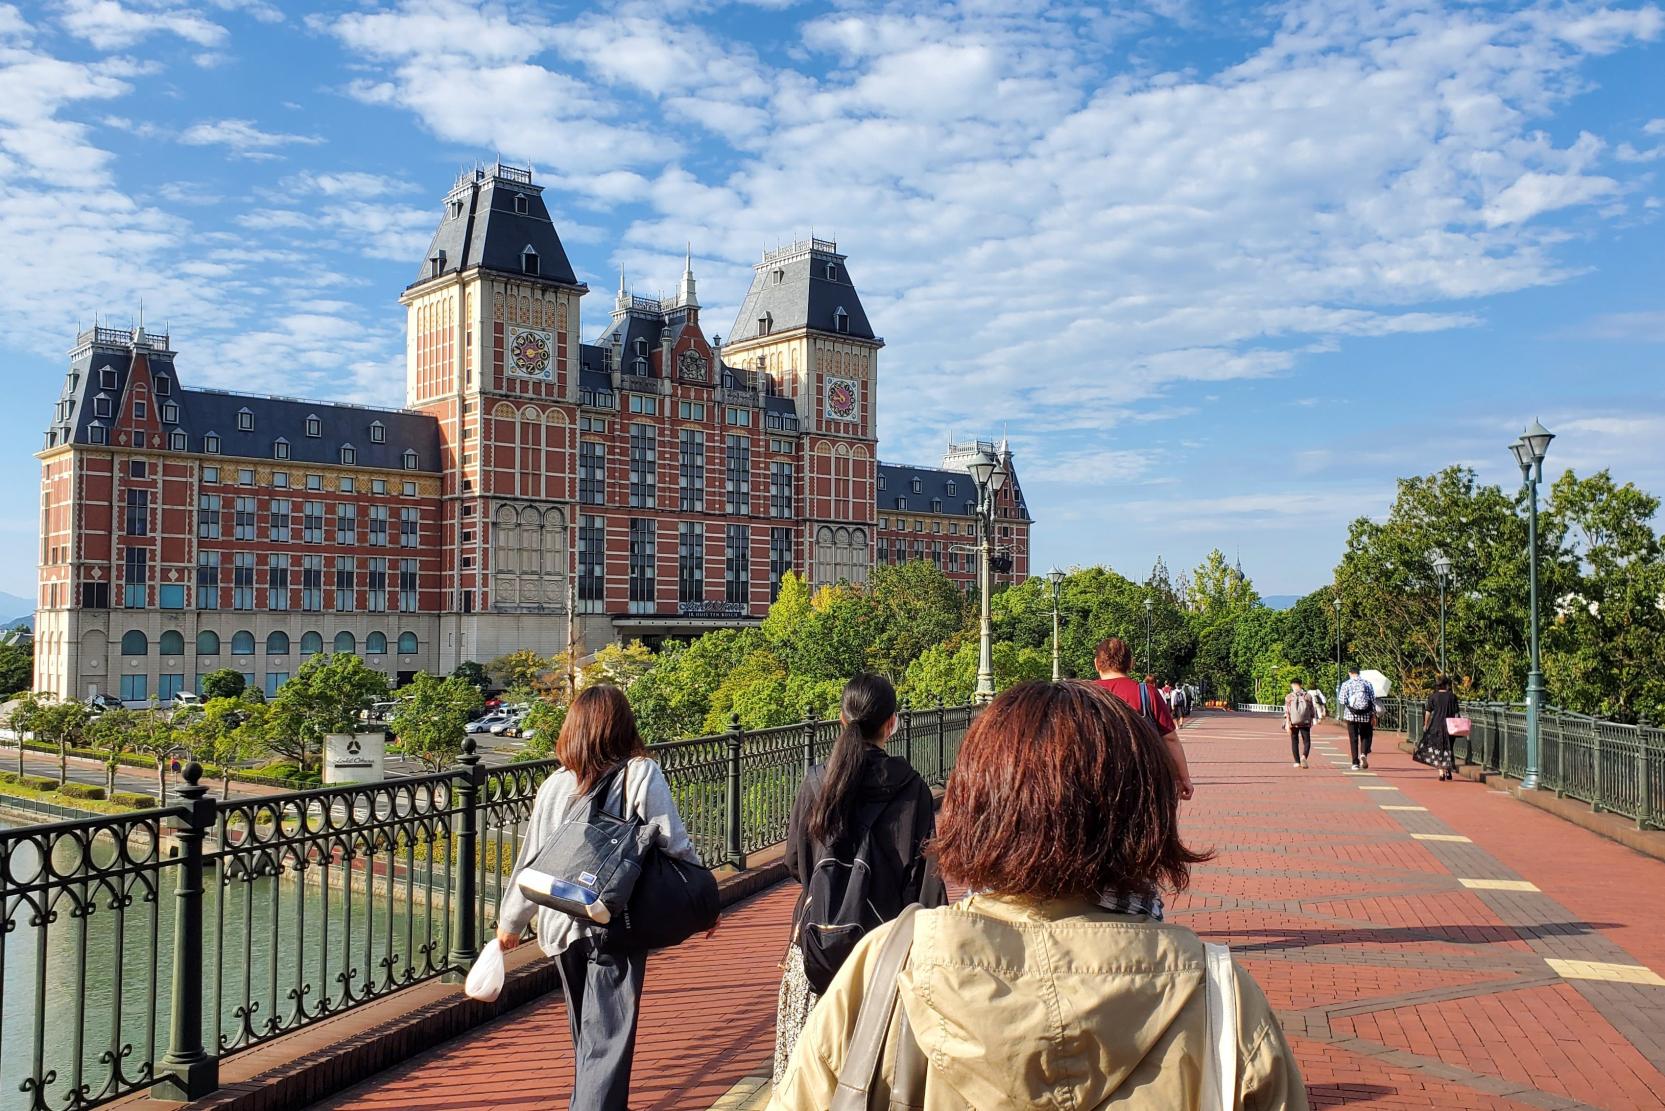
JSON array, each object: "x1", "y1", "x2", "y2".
[{"x1": 315, "y1": 712, "x2": 1665, "y2": 1110}]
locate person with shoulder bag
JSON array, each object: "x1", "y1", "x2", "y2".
[
  {"x1": 1415, "y1": 675, "x2": 1464, "y2": 782},
  {"x1": 772, "y1": 673, "x2": 945, "y2": 1090},
  {"x1": 1283, "y1": 678, "x2": 1317, "y2": 769},
  {"x1": 770, "y1": 681, "x2": 1307, "y2": 1111},
  {"x1": 1091, "y1": 637, "x2": 1195, "y2": 799},
  {"x1": 495, "y1": 685, "x2": 708, "y2": 1111}
]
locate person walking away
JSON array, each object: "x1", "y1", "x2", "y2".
[
  {"x1": 770, "y1": 681, "x2": 1307, "y2": 1110},
  {"x1": 1093, "y1": 638, "x2": 1194, "y2": 799},
  {"x1": 1420, "y1": 675, "x2": 1461, "y2": 781},
  {"x1": 1169, "y1": 681, "x2": 1191, "y2": 726},
  {"x1": 496, "y1": 686, "x2": 703, "y2": 1111},
  {"x1": 773, "y1": 673, "x2": 944, "y2": 1088},
  {"x1": 1338, "y1": 666, "x2": 1376, "y2": 769},
  {"x1": 1283, "y1": 679, "x2": 1317, "y2": 768},
  {"x1": 1311, "y1": 688, "x2": 1328, "y2": 721}
]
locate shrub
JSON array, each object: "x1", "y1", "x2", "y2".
[
  {"x1": 20, "y1": 775, "x2": 57, "y2": 791},
  {"x1": 57, "y1": 782, "x2": 107, "y2": 801},
  {"x1": 111, "y1": 790, "x2": 158, "y2": 808},
  {"x1": 0, "y1": 771, "x2": 16, "y2": 785}
]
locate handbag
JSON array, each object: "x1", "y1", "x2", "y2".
[
  {"x1": 515, "y1": 764, "x2": 654, "y2": 925},
  {"x1": 603, "y1": 849, "x2": 720, "y2": 952},
  {"x1": 1446, "y1": 717, "x2": 1472, "y2": 737}
]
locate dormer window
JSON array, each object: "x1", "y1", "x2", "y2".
[
  {"x1": 161, "y1": 402, "x2": 178, "y2": 424},
  {"x1": 833, "y1": 306, "x2": 849, "y2": 334},
  {"x1": 305, "y1": 415, "x2": 321, "y2": 438},
  {"x1": 878, "y1": 475, "x2": 886, "y2": 490},
  {"x1": 133, "y1": 400, "x2": 147, "y2": 420},
  {"x1": 521, "y1": 246, "x2": 539, "y2": 276},
  {"x1": 93, "y1": 394, "x2": 112, "y2": 418},
  {"x1": 370, "y1": 421, "x2": 385, "y2": 444},
  {"x1": 155, "y1": 374, "x2": 171, "y2": 396},
  {"x1": 100, "y1": 368, "x2": 117, "y2": 389},
  {"x1": 633, "y1": 357, "x2": 648, "y2": 375},
  {"x1": 757, "y1": 312, "x2": 772, "y2": 336},
  {"x1": 236, "y1": 408, "x2": 253, "y2": 431},
  {"x1": 273, "y1": 438, "x2": 290, "y2": 460},
  {"x1": 449, "y1": 199, "x2": 463, "y2": 219},
  {"x1": 772, "y1": 268, "x2": 785, "y2": 285},
  {"x1": 945, "y1": 480, "x2": 956, "y2": 496},
  {"x1": 825, "y1": 263, "x2": 838, "y2": 281},
  {"x1": 513, "y1": 193, "x2": 529, "y2": 215},
  {"x1": 896, "y1": 497, "x2": 907, "y2": 510},
  {"x1": 88, "y1": 423, "x2": 107, "y2": 445},
  {"x1": 429, "y1": 251, "x2": 445, "y2": 278},
  {"x1": 932, "y1": 498, "x2": 942, "y2": 512},
  {"x1": 634, "y1": 338, "x2": 648, "y2": 357},
  {"x1": 169, "y1": 430, "x2": 186, "y2": 450},
  {"x1": 911, "y1": 479, "x2": 922, "y2": 494},
  {"x1": 402, "y1": 449, "x2": 418, "y2": 470},
  {"x1": 340, "y1": 444, "x2": 356, "y2": 466},
  {"x1": 204, "y1": 433, "x2": 221, "y2": 454}
]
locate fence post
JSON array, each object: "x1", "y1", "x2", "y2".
[
  {"x1": 936, "y1": 696, "x2": 947, "y2": 780},
  {"x1": 444, "y1": 737, "x2": 483, "y2": 980},
  {"x1": 726, "y1": 714, "x2": 747, "y2": 871},
  {"x1": 801, "y1": 705, "x2": 817, "y2": 779},
  {"x1": 1640, "y1": 717, "x2": 1657, "y2": 831},
  {"x1": 899, "y1": 697, "x2": 913, "y2": 767},
  {"x1": 153, "y1": 763, "x2": 219, "y2": 1100}
]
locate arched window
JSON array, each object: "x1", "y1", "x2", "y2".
[
  {"x1": 120, "y1": 630, "x2": 148, "y2": 656},
  {"x1": 159, "y1": 630, "x2": 185, "y2": 656},
  {"x1": 196, "y1": 630, "x2": 221, "y2": 656},
  {"x1": 396, "y1": 632, "x2": 418, "y2": 654},
  {"x1": 333, "y1": 631, "x2": 357, "y2": 655},
  {"x1": 300, "y1": 631, "x2": 324, "y2": 658},
  {"x1": 265, "y1": 631, "x2": 290, "y2": 655},
  {"x1": 231, "y1": 630, "x2": 255, "y2": 656},
  {"x1": 366, "y1": 631, "x2": 388, "y2": 655}
]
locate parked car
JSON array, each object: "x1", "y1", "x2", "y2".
[
  {"x1": 466, "y1": 710, "x2": 510, "y2": 735},
  {"x1": 172, "y1": 691, "x2": 204, "y2": 710},
  {"x1": 489, "y1": 712, "x2": 525, "y2": 737},
  {"x1": 86, "y1": 693, "x2": 124, "y2": 715},
  {"x1": 359, "y1": 700, "x2": 398, "y2": 722}
]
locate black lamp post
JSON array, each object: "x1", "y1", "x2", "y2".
[
  {"x1": 1511, "y1": 419, "x2": 1554, "y2": 790},
  {"x1": 1143, "y1": 596, "x2": 1154, "y2": 675},
  {"x1": 1333, "y1": 594, "x2": 1342, "y2": 703},
  {"x1": 1048, "y1": 568, "x2": 1065, "y2": 681},
  {"x1": 1431, "y1": 550, "x2": 1452, "y2": 675},
  {"x1": 967, "y1": 448, "x2": 1009, "y2": 703}
]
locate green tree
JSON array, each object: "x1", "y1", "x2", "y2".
[
  {"x1": 201, "y1": 668, "x2": 247, "y2": 701},
  {"x1": 390, "y1": 672, "x2": 483, "y2": 771},
  {"x1": 487, "y1": 649, "x2": 555, "y2": 692},
  {"x1": 6, "y1": 692, "x2": 47, "y2": 776},
  {"x1": 865, "y1": 562, "x2": 968, "y2": 679},
  {"x1": 88, "y1": 706, "x2": 139, "y2": 792},
  {"x1": 586, "y1": 641, "x2": 656, "y2": 690},
  {"x1": 0, "y1": 638, "x2": 33, "y2": 695},
  {"x1": 266, "y1": 654, "x2": 389, "y2": 771},
  {"x1": 127, "y1": 707, "x2": 181, "y2": 804},
  {"x1": 185, "y1": 696, "x2": 268, "y2": 794},
  {"x1": 450, "y1": 660, "x2": 491, "y2": 694},
  {"x1": 37, "y1": 700, "x2": 92, "y2": 786}
]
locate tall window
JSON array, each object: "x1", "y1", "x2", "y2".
[
  {"x1": 269, "y1": 499, "x2": 291, "y2": 543},
  {"x1": 196, "y1": 551, "x2": 220, "y2": 610},
  {"x1": 579, "y1": 441, "x2": 605, "y2": 505},
  {"x1": 267, "y1": 553, "x2": 290, "y2": 611},
  {"x1": 725, "y1": 434, "x2": 750, "y2": 515},
  {"x1": 726, "y1": 524, "x2": 749, "y2": 604},
  {"x1": 368, "y1": 505, "x2": 388, "y2": 545},
  {"x1": 628, "y1": 424, "x2": 657, "y2": 509},
  {"x1": 400, "y1": 507, "x2": 419, "y2": 547},
  {"x1": 628, "y1": 519, "x2": 655, "y2": 606},
  {"x1": 333, "y1": 557, "x2": 355, "y2": 612},
  {"x1": 122, "y1": 546, "x2": 147, "y2": 608},
  {"x1": 234, "y1": 496, "x2": 257, "y2": 541},
  {"x1": 233, "y1": 553, "x2": 255, "y2": 610},
  {"x1": 367, "y1": 557, "x2": 388, "y2": 612},
  {"x1": 198, "y1": 494, "x2": 221, "y2": 539},
  {"x1": 124, "y1": 489, "x2": 148, "y2": 536},
  {"x1": 301, "y1": 554, "x2": 324, "y2": 612},
  {"x1": 678, "y1": 430, "x2": 705, "y2": 512},
  {"x1": 303, "y1": 501, "x2": 324, "y2": 544},
  {"x1": 336, "y1": 503, "x2": 358, "y2": 546},
  {"x1": 678, "y1": 522, "x2": 704, "y2": 603},
  {"x1": 770, "y1": 461, "x2": 794, "y2": 518},
  {"x1": 770, "y1": 528, "x2": 793, "y2": 601},
  {"x1": 578, "y1": 514, "x2": 605, "y2": 611},
  {"x1": 398, "y1": 558, "x2": 419, "y2": 612}
]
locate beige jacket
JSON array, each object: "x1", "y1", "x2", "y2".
[{"x1": 770, "y1": 894, "x2": 1307, "y2": 1110}]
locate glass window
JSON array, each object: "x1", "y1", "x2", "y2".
[
  {"x1": 124, "y1": 489, "x2": 148, "y2": 536},
  {"x1": 299, "y1": 631, "x2": 323, "y2": 658},
  {"x1": 678, "y1": 522, "x2": 704, "y2": 602},
  {"x1": 366, "y1": 631, "x2": 387, "y2": 655},
  {"x1": 339, "y1": 477, "x2": 354, "y2": 493},
  {"x1": 303, "y1": 501, "x2": 324, "y2": 543},
  {"x1": 301, "y1": 554, "x2": 324, "y2": 611},
  {"x1": 725, "y1": 524, "x2": 749, "y2": 604},
  {"x1": 264, "y1": 672, "x2": 288, "y2": 699},
  {"x1": 123, "y1": 547, "x2": 147, "y2": 608},
  {"x1": 370, "y1": 422, "x2": 385, "y2": 444},
  {"x1": 333, "y1": 557, "x2": 355, "y2": 612},
  {"x1": 169, "y1": 430, "x2": 186, "y2": 450},
  {"x1": 204, "y1": 433, "x2": 221, "y2": 454},
  {"x1": 334, "y1": 631, "x2": 356, "y2": 654},
  {"x1": 272, "y1": 472, "x2": 288, "y2": 489},
  {"x1": 725, "y1": 435, "x2": 751, "y2": 515},
  {"x1": 267, "y1": 553, "x2": 289, "y2": 611},
  {"x1": 269, "y1": 499, "x2": 291, "y2": 543},
  {"x1": 369, "y1": 505, "x2": 389, "y2": 545},
  {"x1": 398, "y1": 558, "x2": 419, "y2": 612},
  {"x1": 579, "y1": 441, "x2": 605, "y2": 505},
  {"x1": 628, "y1": 424, "x2": 656, "y2": 508},
  {"x1": 578, "y1": 514, "x2": 605, "y2": 611},
  {"x1": 306, "y1": 416, "x2": 321, "y2": 438},
  {"x1": 770, "y1": 528, "x2": 793, "y2": 601},
  {"x1": 403, "y1": 450, "x2": 418, "y2": 470},
  {"x1": 265, "y1": 631, "x2": 290, "y2": 655},
  {"x1": 341, "y1": 445, "x2": 356, "y2": 466},
  {"x1": 678, "y1": 430, "x2": 705, "y2": 512},
  {"x1": 230, "y1": 630, "x2": 255, "y2": 656},
  {"x1": 235, "y1": 496, "x2": 257, "y2": 541},
  {"x1": 203, "y1": 466, "x2": 219, "y2": 483},
  {"x1": 196, "y1": 630, "x2": 220, "y2": 655},
  {"x1": 239, "y1": 468, "x2": 254, "y2": 485},
  {"x1": 628, "y1": 519, "x2": 655, "y2": 606},
  {"x1": 120, "y1": 630, "x2": 149, "y2": 656},
  {"x1": 159, "y1": 584, "x2": 185, "y2": 610},
  {"x1": 274, "y1": 439, "x2": 290, "y2": 460},
  {"x1": 336, "y1": 503, "x2": 357, "y2": 546},
  {"x1": 120, "y1": 674, "x2": 147, "y2": 702},
  {"x1": 770, "y1": 461, "x2": 793, "y2": 519},
  {"x1": 237, "y1": 408, "x2": 253, "y2": 431},
  {"x1": 155, "y1": 374, "x2": 171, "y2": 396},
  {"x1": 232, "y1": 554, "x2": 255, "y2": 611},
  {"x1": 400, "y1": 507, "x2": 419, "y2": 547},
  {"x1": 367, "y1": 557, "x2": 388, "y2": 612},
  {"x1": 396, "y1": 631, "x2": 418, "y2": 654},
  {"x1": 307, "y1": 474, "x2": 322, "y2": 491},
  {"x1": 159, "y1": 630, "x2": 184, "y2": 656}
]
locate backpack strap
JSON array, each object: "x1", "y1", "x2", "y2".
[
  {"x1": 1202, "y1": 942, "x2": 1239, "y2": 1111},
  {"x1": 830, "y1": 905, "x2": 924, "y2": 1111}
]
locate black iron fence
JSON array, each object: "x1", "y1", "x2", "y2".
[
  {"x1": 1376, "y1": 697, "x2": 1665, "y2": 830},
  {"x1": 0, "y1": 701, "x2": 976, "y2": 1110}
]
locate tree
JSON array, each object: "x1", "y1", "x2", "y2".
[
  {"x1": 126, "y1": 708, "x2": 181, "y2": 804},
  {"x1": 586, "y1": 641, "x2": 656, "y2": 690},
  {"x1": 487, "y1": 650, "x2": 555, "y2": 693},
  {"x1": 185, "y1": 695, "x2": 268, "y2": 794},
  {"x1": 6, "y1": 692, "x2": 47, "y2": 776},
  {"x1": 389, "y1": 672, "x2": 482, "y2": 771},
  {"x1": 865, "y1": 562, "x2": 968, "y2": 679},
  {"x1": 37, "y1": 700, "x2": 92, "y2": 786},
  {"x1": 201, "y1": 669, "x2": 247, "y2": 701},
  {"x1": 266, "y1": 654, "x2": 388, "y2": 771},
  {"x1": 0, "y1": 637, "x2": 33, "y2": 695},
  {"x1": 88, "y1": 707, "x2": 139, "y2": 793},
  {"x1": 450, "y1": 660, "x2": 491, "y2": 694}
]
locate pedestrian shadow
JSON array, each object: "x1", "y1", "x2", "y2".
[
  {"x1": 1216, "y1": 920, "x2": 1619, "y2": 953},
  {"x1": 1307, "y1": 1082, "x2": 1399, "y2": 1106}
]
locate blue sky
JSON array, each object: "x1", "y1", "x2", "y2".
[{"x1": 2, "y1": 0, "x2": 1663, "y2": 601}]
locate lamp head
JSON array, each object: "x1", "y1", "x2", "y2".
[
  {"x1": 1144, "y1": 597, "x2": 1153, "y2": 611},
  {"x1": 967, "y1": 451, "x2": 996, "y2": 488},
  {"x1": 989, "y1": 452, "x2": 1010, "y2": 492},
  {"x1": 1523, "y1": 418, "x2": 1554, "y2": 464},
  {"x1": 1509, "y1": 437, "x2": 1531, "y2": 473},
  {"x1": 1431, "y1": 551, "x2": 1452, "y2": 577},
  {"x1": 1048, "y1": 567, "x2": 1065, "y2": 586}
]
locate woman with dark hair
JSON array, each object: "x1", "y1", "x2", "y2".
[
  {"x1": 1094, "y1": 636, "x2": 1195, "y2": 799},
  {"x1": 1420, "y1": 675, "x2": 1462, "y2": 782},
  {"x1": 496, "y1": 684, "x2": 701, "y2": 1111},
  {"x1": 771, "y1": 681, "x2": 1305, "y2": 1109},
  {"x1": 772, "y1": 673, "x2": 943, "y2": 1088}
]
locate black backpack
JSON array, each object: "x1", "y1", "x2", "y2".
[{"x1": 795, "y1": 780, "x2": 896, "y2": 995}]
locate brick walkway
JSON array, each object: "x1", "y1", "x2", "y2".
[{"x1": 314, "y1": 712, "x2": 1665, "y2": 1110}]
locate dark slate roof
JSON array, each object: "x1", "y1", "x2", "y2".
[
  {"x1": 410, "y1": 165, "x2": 578, "y2": 290},
  {"x1": 877, "y1": 462, "x2": 1033, "y2": 522},
  {"x1": 726, "y1": 240, "x2": 877, "y2": 344}
]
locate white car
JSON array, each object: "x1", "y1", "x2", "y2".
[
  {"x1": 467, "y1": 710, "x2": 509, "y2": 735},
  {"x1": 488, "y1": 713, "x2": 523, "y2": 737}
]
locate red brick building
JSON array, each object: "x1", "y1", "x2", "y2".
[{"x1": 34, "y1": 164, "x2": 1031, "y2": 702}]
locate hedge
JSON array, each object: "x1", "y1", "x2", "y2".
[
  {"x1": 57, "y1": 782, "x2": 107, "y2": 801},
  {"x1": 111, "y1": 790, "x2": 158, "y2": 808},
  {"x1": 20, "y1": 774, "x2": 58, "y2": 792}
]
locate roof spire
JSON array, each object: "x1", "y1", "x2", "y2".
[
  {"x1": 615, "y1": 264, "x2": 630, "y2": 313},
  {"x1": 676, "y1": 243, "x2": 699, "y2": 310}
]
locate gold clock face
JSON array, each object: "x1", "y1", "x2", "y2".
[{"x1": 679, "y1": 349, "x2": 709, "y2": 382}]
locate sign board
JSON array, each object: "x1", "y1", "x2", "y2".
[
  {"x1": 677, "y1": 601, "x2": 748, "y2": 619},
  {"x1": 324, "y1": 731, "x2": 386, "y2": 785}
]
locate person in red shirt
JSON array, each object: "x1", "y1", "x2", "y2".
[{"x1": 1093, "y1": 638, "x2": 1195, "y2": 799}]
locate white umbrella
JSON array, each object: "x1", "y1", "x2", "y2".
[{"x1": 1359, "y1": 669, "x2": 1391, "y2": 696}]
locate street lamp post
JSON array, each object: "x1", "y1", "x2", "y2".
[
  {"x1": 1048, "y1": 568, "x2": 1065, "y2": 681},
  {"x1": 1143, "y1": 596, "x2": 1154, "y2": 676},
  {"x1": 1512, "y1": 420, "x2": 1554, "y2": 790},
  {"x1": 1333, "y1": 595, "x2": 1342, "y2": 702},
  {"x1": 1431, "y1": 550, "x2": 1452, "y2": 675},
  {"x1": 968, "y1": 449, "x2": 1009, "y2": 704}
]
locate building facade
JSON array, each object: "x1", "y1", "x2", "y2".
[{"x1": 33, "y1": 165, "x2": 1031, "y2": 703}]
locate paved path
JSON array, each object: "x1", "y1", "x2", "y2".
[{"x1": 313, "y1": 712, "x2": 1665, "y2": 1110}]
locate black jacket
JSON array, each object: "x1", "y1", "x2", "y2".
[
  {"x1": 1422, "y1": 690, "x2": 1462, "y2": 744},
  {"x1": 785, "y1": 745, "x2": 945, "y2": 911}
]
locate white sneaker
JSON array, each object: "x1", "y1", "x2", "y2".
[
  {"x1": 1293, "y1": 762, "x2": 1302, "y2": 768},
  {"x1": 1350, "y1": 763, "x2": 1361, "y2": 770},
  {"x1": 1361, "y1": 755, "x2": 1369, "y2": 769},
  {"x1": 1301, "y1": 758, "x2": 1309, "y2": 768}
]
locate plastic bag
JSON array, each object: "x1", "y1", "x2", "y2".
[{"x1": 464, "y1": 939, "x2": 505, "y2": 1002}]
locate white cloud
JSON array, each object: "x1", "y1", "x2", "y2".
[
  {"x1": 1576, "y1": 309, "x2": 1665, "y2": 341},
  {"x1": 59, "y1": 0, "x2": 227, "y2": 50},
  {"x1": 177, "y1": 118, "x2": 322, "y2": 153}
]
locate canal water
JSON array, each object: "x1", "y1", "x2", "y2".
[{"x1": 0, "y1": 814, "x2": 452, "y2": 1111}]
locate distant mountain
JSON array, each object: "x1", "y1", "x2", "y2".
[
  {"x1": 0, "y1": 591, "x2": 32, "y2": 627},
  {"x1": 1261, "y1": 595, "x2": 1302, "y2": 611}
]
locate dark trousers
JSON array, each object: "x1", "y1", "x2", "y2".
[
  {"x1": 556, "y1": 937, "x2": 648, "y2": 1111},
  {"x1": 1347, "y1": 719, "x2": 1374, "y2": 764},
  {"x1": 1289, "y1": 724, "x2": 1312, "y2": 762}
]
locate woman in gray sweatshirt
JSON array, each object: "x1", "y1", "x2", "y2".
[{"x1": 496, "y1": 684, "x2": 702, "y2": 1110}]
